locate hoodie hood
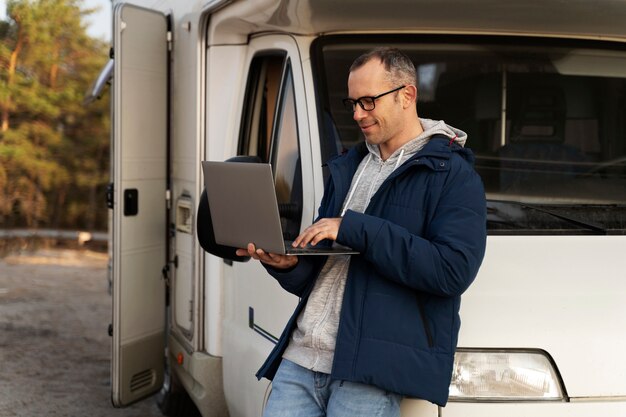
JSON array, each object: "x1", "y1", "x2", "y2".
[
  {"x1": 365, "y1": 118, "x2": 468, "y2": 164},
  {"x1": 419, "y1": 118, "x2": 467, "y2": 147}
]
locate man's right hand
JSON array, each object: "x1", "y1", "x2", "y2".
[{"x1": 236, "y1": 243, "x2": 299, "y2": 269}]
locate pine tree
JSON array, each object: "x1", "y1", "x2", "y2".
[{"x1": 0, "y1": 0, "x2": 110, "y2": 229}]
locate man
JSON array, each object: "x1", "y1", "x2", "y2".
[{"x1": 237, "y1": 47, "x2": 486, "y2": 417}]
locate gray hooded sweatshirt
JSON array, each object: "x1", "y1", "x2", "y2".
[{"x1": 282, "y1": 118, "x2": 468, "y2": 373}]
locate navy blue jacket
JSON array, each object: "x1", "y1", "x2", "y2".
[{"x1": 256, "y1": 136, "x2": 487, "y2": 406}]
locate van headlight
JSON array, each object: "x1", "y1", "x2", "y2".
[{"x1": 449, "y1": 349, "x2": 566, "y2": 401}]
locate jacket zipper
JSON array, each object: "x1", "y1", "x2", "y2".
[{"x1": 416, "y1": 293, "x2": 435, "y2": 348}]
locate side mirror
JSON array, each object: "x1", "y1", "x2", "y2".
[{"x1": 196, "y1": 155, "x2": 262, "y2": 262}]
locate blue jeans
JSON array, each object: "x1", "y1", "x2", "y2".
[{"x1": 263, "y1": 359, "x2": 402, "y2": 417}]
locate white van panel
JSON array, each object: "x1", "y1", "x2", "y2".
[
  {"x1": 205, "y1": 45, "x2": 248, "y2": 161},
  {"x1": 203, "y1": 45, "x2": 248, "y2": 358},
  {"x1": 459, "y1": 236, "x2": 626, "y2": 398},
  {"x1": 111, "y1": 3, "x2": 168, "y2": 406}
]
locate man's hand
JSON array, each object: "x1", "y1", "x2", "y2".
[
  {"x1": 236, "y1": 243, "x2": 299, "y2": 269},
  {"x1": 235, "y1": 217, "x2": 341, "y2": 268},
  {"x1": 292, "y1": 218, "x2": 342, "y2": 248}
]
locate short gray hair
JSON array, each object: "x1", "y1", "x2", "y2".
[{"x1": 350, "y1": 47, "x2": 417, "y2": 87}]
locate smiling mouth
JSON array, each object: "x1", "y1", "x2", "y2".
[{"x1": 359, "y1": 122, "x2": 376, "y2": 131}]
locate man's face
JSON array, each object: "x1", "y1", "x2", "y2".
[{"x1": 347, "y1": 59, "x2": 405, "y2": 148}]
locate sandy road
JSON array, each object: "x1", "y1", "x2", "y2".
[{"x1": 0, "y1": 249, "x2": 163, "y2": 417}]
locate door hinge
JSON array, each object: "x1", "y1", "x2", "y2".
[
  {"x1": 167, "y1": 31, "x2": 173, "y2": 51},
  {"x1": 165, "y1": 189, "x2": 171, "y2": 210},
  {"x1": 189, "y1": 299, "x2": 194, "y2": 322},
  {"x1": 106, "y1": 183, "x2": 114, "y2": 209}
]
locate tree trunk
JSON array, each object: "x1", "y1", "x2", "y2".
[
  {"x1": 50, "y1": 44, "x2": 60, "y2": 89},
  {"x1": 1, "y1": 26, "x2": 24, "y2": 133}
]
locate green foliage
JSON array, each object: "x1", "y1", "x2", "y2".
[{"x1": 0, "y1": 0, "x2": 110, "y2": 230}]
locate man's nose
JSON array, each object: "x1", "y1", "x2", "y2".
[{"x1": 353, "y1": 105, "x2": 367, "y2": 121}]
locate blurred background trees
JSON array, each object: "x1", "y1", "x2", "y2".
[{"x1": 0, "y1": 0, "x2": 110, "y2": 230}]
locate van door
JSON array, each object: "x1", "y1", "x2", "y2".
[
  {"x1": 221, "y1": 35, "x2": 316, "y2": 417},
  {"x1": 110, "y1": 3, "x2": 169, "y2": 407}
]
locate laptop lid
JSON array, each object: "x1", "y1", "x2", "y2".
[
  {"x1": 202, "y1": 161, "x2": 287, "y2": 253},
  {"x1": 201, "y1": 161, "x2": 358, "y2": 255}
]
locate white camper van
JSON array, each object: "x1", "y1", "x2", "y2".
[{"x1": 102, "y1": 0, "x2": 626, "y2": 416}]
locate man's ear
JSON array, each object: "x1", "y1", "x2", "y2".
[{"x1": 402, "y1": 85, "x2": 418, "y2": 108}]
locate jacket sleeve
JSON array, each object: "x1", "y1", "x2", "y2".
[{"x1": 336, "y1": 162, "x2": 487, "y2": 298}]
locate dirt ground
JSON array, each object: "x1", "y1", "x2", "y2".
[{"x1": 0, "y1": 248, "x2": 163, "y2": 417}]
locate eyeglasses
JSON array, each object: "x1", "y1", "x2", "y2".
[{"x1": 342, "y1": 85, "x2": 405, "y2": 112}]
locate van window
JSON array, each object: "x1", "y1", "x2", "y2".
[
  {"x1": 314, "y1": 37, "x2": 626, "y2": 234},
  {"x1": 239, "y1": 54, "x2": 285, "y2": 161},
  {"x1": 239, "y1": 54, "x2": 303, "y2": 240}
]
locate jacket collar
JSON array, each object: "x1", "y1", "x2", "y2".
[
  {"x1": 327, "y1": 135, "x2": 470, "y2": 172},
  {"x1": 325, "y1": 135, "x2": 474, "y2": 212}
]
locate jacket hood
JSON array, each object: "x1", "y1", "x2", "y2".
[
  {"x1": 363, "y1": 118, "x2": 469, "y2": 168},
  {"x1": 419, "y1": 118, "x2": 467, "y2": 147}
]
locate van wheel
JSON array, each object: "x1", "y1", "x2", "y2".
[{"x1": 156, "y1": 365, "x2": 202, "y2": 417}]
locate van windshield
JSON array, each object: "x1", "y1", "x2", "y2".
[{"x1": 314, "y1": 37, "x2": 626, "y2": 234}]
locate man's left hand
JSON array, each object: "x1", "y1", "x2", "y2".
[{"x1": 292, "y1": 218, "x2": 342, "y2": 248}]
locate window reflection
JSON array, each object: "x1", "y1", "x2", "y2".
[{"x1": 318, "y1": 40, "x2": 626, "y2": 233}]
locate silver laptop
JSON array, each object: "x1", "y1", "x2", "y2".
[{"x1": 201, "y1": 161, "x2": 358, "y2": 256}]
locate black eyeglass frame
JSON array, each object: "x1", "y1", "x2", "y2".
[{"x1": 342, "y1": 85, "x2": 406, "y2": 112}]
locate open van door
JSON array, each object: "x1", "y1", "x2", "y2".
[{"x1": 110, "y1": 3, "x2": 169, "y2": 407}]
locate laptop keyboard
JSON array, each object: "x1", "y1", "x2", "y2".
[
  {"x1": 287, "y1": 245, "x2": 335, "y2": 254},
  {"x1": 284, "y1": 241, "x2": 356, "y2": 255}
]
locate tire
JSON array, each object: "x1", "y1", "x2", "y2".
[
  {"x1": 157, "y1": 302, "x2": 201, "y2": 417},
  {"x1": 156, "y1": 364, "x2": 202, "y2": 417}
]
